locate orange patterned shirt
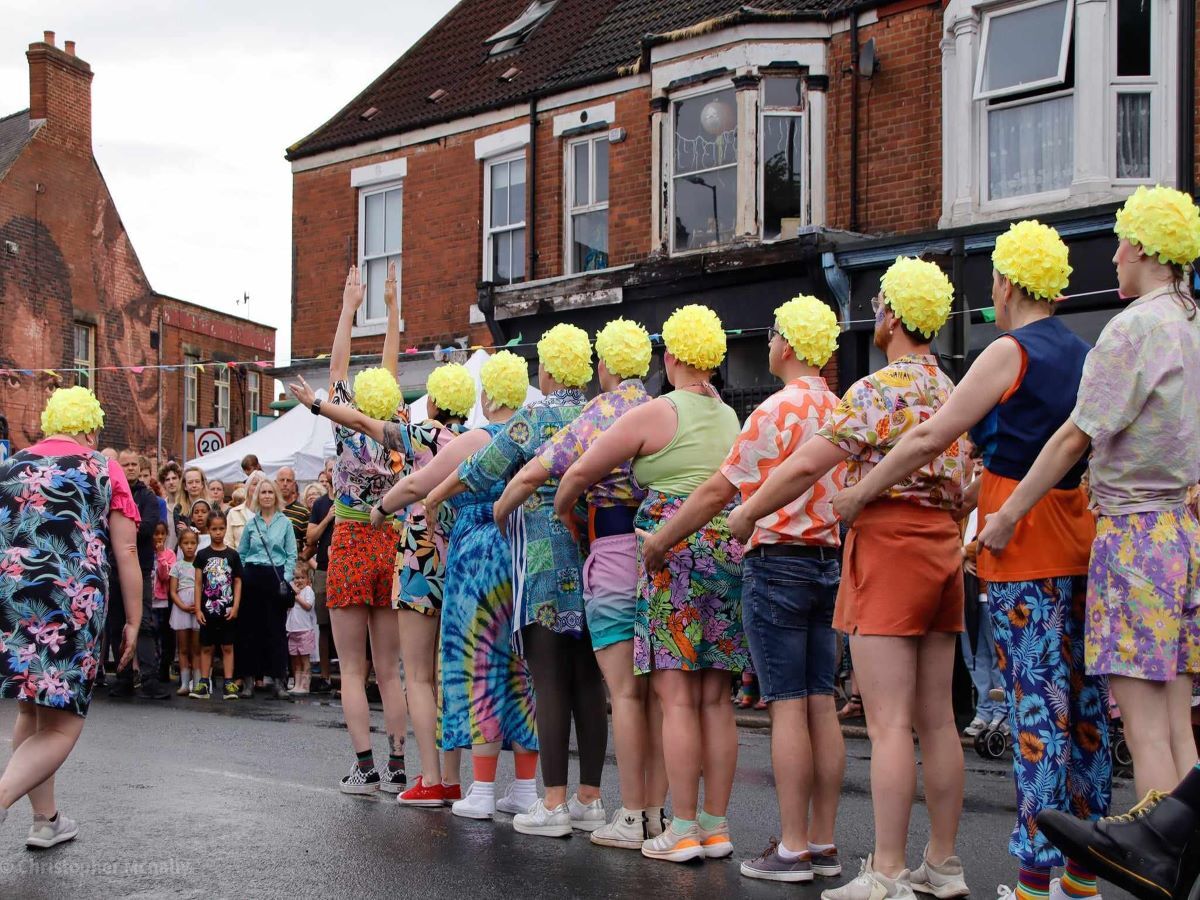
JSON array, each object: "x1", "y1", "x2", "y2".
[{"x1": 720, "y1": 377, "x2": 845, "y2": 549}]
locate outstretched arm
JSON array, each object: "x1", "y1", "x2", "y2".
[
  {"x1": 832, "y1": 338, "x2": 1020, "y2": 526},
  {"x1": 289, "y1": 375, "x2": 387, "y2": 444},
  {"x1": 380, "y1": 260, "x2": 400, "y2": 377},
  {"x1": 552, "y1": 403, "x2": 657, "y2": 524},
  {"x1": 494, "y1": 459, "x2": 552, "y2": 533},
  {"x1": 727, "y1": 436, "x2": 849, "y2": 544},
  {"x1": 375, "y1": 429, "x2": 491, "y2": 521},
  {"x1": 640, "y1": 471, "x2": 737, "y2": 573},
  {"x1": 329, "y1": 266, "x2": 365, "y2": 387}
]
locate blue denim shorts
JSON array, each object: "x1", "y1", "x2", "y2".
[{"x1": 742, "y1": 553, "x2": 840, "y2": 702}]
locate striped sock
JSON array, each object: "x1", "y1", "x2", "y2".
[
  {"x1": 355, "y1": 749, "x2": 374, "y2": 771},
  {"x1": 1016, "y1": 866, "x2": 1051, "y2": 900},
  {"x1": 1060, "y1": 860, "x2": 1098, "y2": 898}
]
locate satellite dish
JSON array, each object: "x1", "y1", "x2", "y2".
[{"x1": 859, "y1": 38, "x2": 878, "y2": 78}]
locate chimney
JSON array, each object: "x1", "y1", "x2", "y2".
[{"x1": 27, "y1": 33, "x2": 93, "y2": 152}]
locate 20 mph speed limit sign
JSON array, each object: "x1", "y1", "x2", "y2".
[{"x1": 195, "y1": 427, "x2": 227, "y2": 456}]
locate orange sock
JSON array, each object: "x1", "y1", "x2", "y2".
[
  {"x1": 472, "y1": 754, "x2": 499, "y2": 784},
  {"x1": 514, "y1": 750, "x2": 538, "y2": 781}
]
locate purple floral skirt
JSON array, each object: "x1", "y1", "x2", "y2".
[
  {"x1": 633, "y1": 490, "x2": 748, "y2": 675},
  {"x1": 1086, "y1": 505, "x2": 1200, "y2": 681}
]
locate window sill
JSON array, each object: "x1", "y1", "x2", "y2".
[
  {"x1": 351, "y1": 319, "x2": 405, "y2": 338},
  {"x1": 942, "y1": 183, "x2": 1142, "y2": 229}
]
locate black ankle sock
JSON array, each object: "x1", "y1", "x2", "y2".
[
  {"x1": 1173, "y1": 763, "x2": 1200, "y2": 811},
  {"x1": 355, "y1": 749, "x2": 374, "y2": 771},
  {"x1": 388, "y1": 752, "x2": 405, "y2": 772}
]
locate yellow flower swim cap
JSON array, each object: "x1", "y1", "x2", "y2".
[
  {"x1": 480, "y1": 350, "x2": 529, "y2": 410},
  {"x1": 353, "y1": 367, "x2": 403, "y2": 421},
  {"x1": 537, "y1": 323, "x2": 593, "y2": 388},
  {"x1": 1114, "y1": 185, "x2": 1200, "y2": 266},
  {"x1": 41, "y1": 386, "x2": 105, "y2": 437},
  {"x1": 879, "y1": 257, "x2": 954, "y2": 339},
  {"x1": 425, "y1": 364, "x2": 476, "y2": 418},
  {"x1": 992, "y1": 220, "x2": 1071, "y2": 302},
  {"x1": 594, "y1": 318, "x2": 651, "y2": 379},
  {"x1": 662, "y1": 304, "x2": 726, "y2": 370},
  {"x1": 774, "y1": 295, "x2": 840, "y2": 367}
]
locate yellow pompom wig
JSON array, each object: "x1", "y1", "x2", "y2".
[
  {"x1": 537, "y1": 323, "x2": 593, "y2": 388},
  {"x1": 775, "y1": 295, "x2": 840, "y2": 367},
  {"x1": 41, "y1": 386, "x2": 105, "y2": 437},
  {"x1": 594, "y1": 318, "x2": 651, "y2": 379},
  {"x1": 662, "y1": 304, "x2": 727, "y2": 370},
  {"x1": 992, "y1": 220, "x2": 1072, "y2": 302},
  {"x1": 480, "y1": 351, "x2": 530, "y2": 410},
  {"x1": 1114, "y1": 185, "x2": 1200, "y2": 266},
  {"x1": 353, "y1": 367, "x2": 403, "y2": 421},
  {"x1": 879, "y1": 258, "x2": 955, "y2": 339},
  {"x1": 425, "y1": 364, "x2": 476, "y2": 418}
]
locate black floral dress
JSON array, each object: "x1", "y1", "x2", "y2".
[{"x1": 0, "y1": 441, "x2": 126, "y2": 717}]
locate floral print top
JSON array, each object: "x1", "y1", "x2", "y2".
[
  {"x1": 329, "y1": 378, "x2": 407, "y2": 521},
  {"x1": 536, "y1": 379, "x2": 650, "y2": 508},
  {"x1": 818, "y1": 353, "x2": 969, "y2": 511}
]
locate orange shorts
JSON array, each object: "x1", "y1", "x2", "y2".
[
  {"x1": 326, "y1": 520, "x2": 399, "y2": 609},
  {"x1": 834, "y1": 500, "x2": 964, "y2": 637}
]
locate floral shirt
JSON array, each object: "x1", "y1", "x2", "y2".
[
  {"x1": 459, "y1": 389, "x2": 587, "y2": 640},
  {"x1": 330, "y1": 378, "x2": 406, "y2": 520},
  {"x1": 536, "y1": 379, "x2": 650, "y2": 508},
  {"x1": 1071, "y1": 285, "x2": 1200, "y2": 515},
  {"x1": 818, "y1": 353, "x2": 969, "y2": 511},
  {"x1": 721, "y1": 377, "x2": 845, "y2": 548}
]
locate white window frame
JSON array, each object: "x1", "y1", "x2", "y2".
[
  {"x1": 355, "y1": 179, "x2": 403, "y2": 332},
  {"x1": 246, "y1": 370, "x2": 260, "y2": 431},
  {"x1": 973, "y1": 0, "x2": 1075, "y2": 101},
  {"x1": 564, "y1": 133, "x2": 611, "y2": 275},
  {"x1": 183, "y1": 355, "x2": 198, "y2": 426},
  {"x1": 758, "y1": 76, "x2": 808, "y2": 242},
  {"x1": 668, "y1": 81, "x2": 739, "y2": 257},
  {"x1": 1108, "y1": 0, "x2": 1159, "y2": 184},
  {"x1": 72, "y1": 322, "x2": 95, "y2": 391},
  {"x1": 482, "y1": 150, "x2": 528, "y2": 285},
  {"x1": 214, "y1": 367, "x2": 230, "y2": 430},
  {"x1": 979, "y1": 86, "x2": 1076, "y2": 205}
]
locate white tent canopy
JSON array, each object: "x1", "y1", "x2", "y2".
[{"x1": 190, "y1": 350, "x2": 540, "y2": 484}]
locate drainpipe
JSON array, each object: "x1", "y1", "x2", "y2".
[
  {"x1": 1179, "y1": 0, "x2": 1196, "y2": 196},
  {"x1": 849, "y1": 12, "x2": 860, "y2": 232},
  {"x1": 948, "y1": 236, "x2": 968, "y2": 381},
  {"x1": 528, "y1": 95, "x2": 538, "y2": 281}
]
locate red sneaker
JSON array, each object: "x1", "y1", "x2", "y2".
[
  {"x1": 397, "y1": 776, "x2": 445, "y2": 807},
  {"x1": 442, "y1": 783, "x2": 462, "y2": 806}
]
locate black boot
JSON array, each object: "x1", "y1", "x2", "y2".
[
  {"x1": 1037, "y1": 791, "x2": 1197, "y2": 900},
  {"x1": 136, "y1": 677, "x2": 171, "y2": 700}
]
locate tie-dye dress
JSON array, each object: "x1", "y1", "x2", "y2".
[{"x1": 437, "y1": 424, "x2": 538, "y2": 751}]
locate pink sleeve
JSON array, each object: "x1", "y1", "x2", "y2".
[{"x1": 107, "y1": 459, "x2": 141, "y2": 524}]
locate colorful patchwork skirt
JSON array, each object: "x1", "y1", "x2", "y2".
[{"x1": 633, "y1": 489, "x2": 748, "y2": 675}]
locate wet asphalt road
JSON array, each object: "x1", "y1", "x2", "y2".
[{"x1": 0, "y1": 693, "x2": 1137, "y2": 900}]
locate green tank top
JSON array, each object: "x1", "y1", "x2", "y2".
[{"x1": 632, "y1": 390, "x2": 742, "y2": 496}]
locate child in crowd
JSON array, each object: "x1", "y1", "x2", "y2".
[
  {"x1": 152, "y1": 522, "x2": 176, "y2": 690},
  {"x1": 286, "y1": 563, "x2": 318, "y2": 695},
  {"x1": 190, "y1": 512, "x2": 243, "y2": 701},
  {"x1": 189, "y1": 498, "x2": 213, "y2": 550},
  {"x1": 170, "y1": 529, "x2": 201, "y2": 695}
]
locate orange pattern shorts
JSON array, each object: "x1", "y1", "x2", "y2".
[{"x1": 326, "y1": 520, "x2": 400, "y2": 609}]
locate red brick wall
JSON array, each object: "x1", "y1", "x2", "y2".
[
  {"x1": 27, "y1": 40, "x2": 92, "y2": 155},
  {"x1": 826, "y1": 2, "x2": 944, "y2": 235}
]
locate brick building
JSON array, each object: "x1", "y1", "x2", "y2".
[
  {"x1": 284, "y1": 0, "x2": 1198, "y2": 409},
  {"x1": 0, "y1": 32, "x2": 275, "y2": 459}
]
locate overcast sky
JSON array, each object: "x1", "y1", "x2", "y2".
[{"x1": 0, "y1": 0, "x2": 458, "y2": 367}]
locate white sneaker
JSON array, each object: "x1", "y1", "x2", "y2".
[
  {"x1": 1049, "y1": 877, "x2": 1102, "y2": 900},
  {"x1": 641, "y1": 821, "x2": 705, "y2": 863},
  {"x1": 821, "y1": 857, "x2": 915, "y2": 900},
  {"x1": 26, "y1": 812, "x2": 78, "y2": 849},
  {"x1": 495, "y1": 781, "x2": 538, "y2": 816},
  {"x1": 962, "y1": 717, "x2": 987, "y2": 738},
  {"x1": 590, "y1": 807, "x2": 646, "y2": 850},
  {"x1": 646, "y1": 805, "x2": 667, "y2": 837},
  {"x1": 567, "y1": 794, "x2": 605, "y2": 832},
  {"x1": 988, "y1": 713, "x2": 1009, "y2": 734},
  {"x1": 452, "y1": 782, "x2": 497, "y2": 820},
  {"x1": 909, "y1": 845, "x2": 969, "y2": 899},
  {"x1": 512, "y1": 799, "x2": 572, "y2": 838}
]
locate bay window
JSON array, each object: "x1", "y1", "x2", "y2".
[
  {"x1": 1112, "y1": 0, "x2": 1154, "y2": 181},
  {"x1": 671, "y1": 87, "x2": 738, "y2": 252},
  {"x1": 761, "y1": 76, "x2": 806, "y2": 241}
]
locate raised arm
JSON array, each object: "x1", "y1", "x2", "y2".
[
  {"x1": 380, "y1": 260, "x2": 400, "y2": 377},
  {"x1": 329, "y1": 266, "x2": 365, "y2": 387},
  {"x1": 289, "y1": 375, "x2": 388, "y2": 444},
  {"x1": 832, "y1": 338, "x2": 1020, "y2": 526},
  {"x1": 727, "y1": 436, "x2": 850, "y2": 544}
]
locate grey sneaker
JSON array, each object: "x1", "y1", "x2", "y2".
[
  {"x1": 740, "y1": 841, "x2": 814, "y2": 883},
  {"x1": 821, "y1": 856, "x2": 915, "y2": 900},
  {"x1": 811, "y1": 844, "x2": 844, "y2": 877},
  {"x1": 567, "y1": 794, "x2": 605, "y2": 832},
  {"x1": 26, "y1": 812, "x2": 78, "y2": 849},
  {"x1": 909, "y1": 845, "x2": 969, "y2": 898}
]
